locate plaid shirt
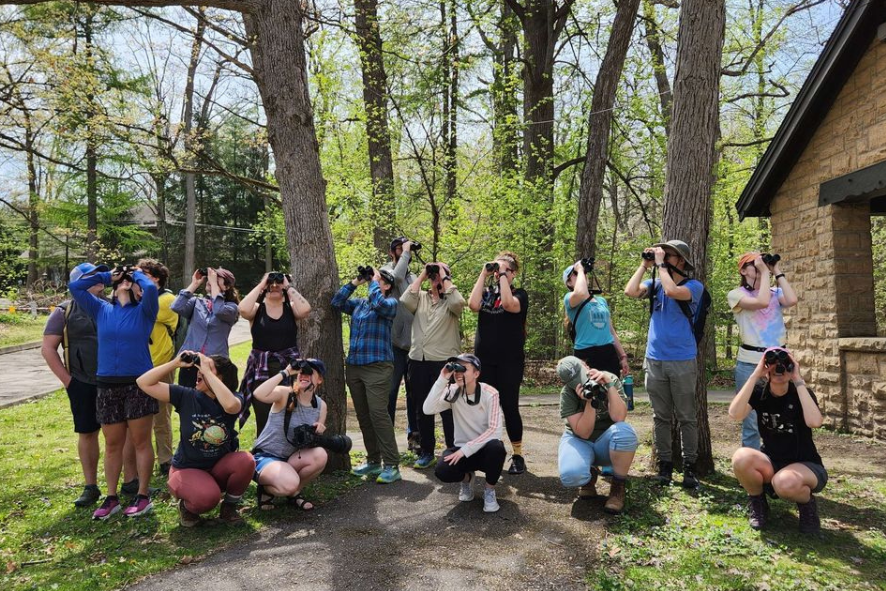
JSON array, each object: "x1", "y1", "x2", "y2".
[{"x1": 331, "y1": 281, "x2": 398, "y2": 365}]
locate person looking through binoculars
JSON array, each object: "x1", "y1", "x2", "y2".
[
  {"x1": 728, "y1": 253, "x2": 798, "y2": 450},
  {"x1": 423, "y1": 354, "x2": 506, "y2": 513},
  {"x1": 729, "y1": 348, "x2": 825, "y2": 534},
  {"x1": 332, "y1": 266, "x2": 402, "y2": 484},
  {"x1": 468, "y1": 251, "x2": 529, "y2": 476},
  {"x1": 250, "y1": 358, "x2": 334, "y2": 511},
  {"x1": 238, "y1": 272, "x2": 312, "y2": 437},
  {"x1": 402, "y1": 261, "x2": 465, "y2": 469}
]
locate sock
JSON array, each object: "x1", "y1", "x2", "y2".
[
  {"x1": 85, "y1": 484, "x2": 99, "y2": 490},
  {"x1": 512, "y1": 442, "x2": 523, "y2": 456},
  {"x1": 224, "y1": 493, "x2": 243, "y2": 504}
]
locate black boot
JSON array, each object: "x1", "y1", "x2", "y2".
[
  {"x1": 682, "y1": 462, "x2": 700, "y2": 489},
  {"x1": 747, "y1": 494, "x2": 769, "y2": 530},
  {"x1": 798, "y1": 495, "x2": 821, "y2": 535},
  {"x1": 654, "y1": 461, "x2": 673, "y2": 486}
]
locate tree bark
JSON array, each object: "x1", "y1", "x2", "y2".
[
  {"x1": 574, "y1": 0, "x2": 641, "y2": 259},
  {"x1": 642, "y1": 0, "x2": 672, "y2": 135},
  {"x1": 182, "y1": 15, "x2": 205, "y2": 284},
  {"x1": 444, "y1": 0, "x2": 458, "y2": 205},
  {"x1": 493, "y1": 1, "x2": 519, "y2": 172},
  {"x1": 659, "y1": 0, "x2": 726, "y2": 476},
  {"x1": 83, "y1": 13, "x2": 99, "y2": 260},
  {"x1": 25, "y1": 123, "x2": 39, "y2": 286}
]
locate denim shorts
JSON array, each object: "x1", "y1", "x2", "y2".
[{"x1": 252, "y1": 451, "x2": 288, "y2": 481}]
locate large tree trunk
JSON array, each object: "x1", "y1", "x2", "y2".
[
  {"x1": 443, "y1": 0, "x2": 458, "y2": 205},
  {"x1": 354, "y1": 0, "x2": 395, "y2": 254},
  {"x1": 574, "y1": 0, "x2": 641, "y2": 259},
  {"x1": 493, "y1": 1, "x2": 519, "y2": 173},
  {"x1": 24, "y1": 117, "x2": 39, "y2": 286},
  {"x1": 83, "y1": 14, "x2": 98, "y2": 260},
  {"x1": 243, "y1": 0, "x2": 347, "y2": 469},
  {"x1": 659, "y1": 0, "x2": 725, "y2": 476},
  {"x1": 182, "y1": 15, "x2": 205, "y2": 284}
]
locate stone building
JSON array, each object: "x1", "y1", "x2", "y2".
[{"x1": 736, "y1": 0, "x2": 886, "y2": 440}]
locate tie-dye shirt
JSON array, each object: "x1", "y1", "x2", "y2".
[{"x1": 727, "y1": 286, "x2": 786, "y2": 364}]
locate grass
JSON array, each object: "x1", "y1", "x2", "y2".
[{"x1": 0, "y1": 314, "x2": 47, "y2": 349}]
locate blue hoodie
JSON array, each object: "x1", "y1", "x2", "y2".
[{"x1": 70, "y1": 270, "x2": 159, "y2": 380}]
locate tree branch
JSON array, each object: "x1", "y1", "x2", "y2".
[{"x1": 3, "y1": 0, "x2": 258, "y2": 11}]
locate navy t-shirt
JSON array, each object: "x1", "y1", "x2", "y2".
[
  {"x1": 749, "y1": 383, "x2": 822, "y2": 468},
  {"x1": 169, "y1": 385, "x2": 243, "y2": 470}
]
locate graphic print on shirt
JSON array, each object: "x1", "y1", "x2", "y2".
[
  {"x1": 481, "y1": 288, "x2": 504, "y2": 315},
  {"x1": 189, "y1": 414, "x2": 230, "y2": 451},
  {"x1": 760, "y1": 402, "x2": 798, "y2": 435},
  {"x1": 589, "y1": 299, "x2": 608, "y2": 330}
]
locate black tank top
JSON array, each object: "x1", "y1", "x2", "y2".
[{"x1": 251, "y1": 300, "x2": 299, "y2": 352}]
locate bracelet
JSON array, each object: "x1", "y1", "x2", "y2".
[
  {"x1": 278, "y1": 370, "x2": 289, "y2": 380},
  {"x1": 657, "y1": 263, "x2": 668, "y2": 268},
  {"x1": 775, "y1": 273, "x2": 785, "y2": 280},
  {"x1": 793, "y1": 380, "x2": 806, "y2": 388}
]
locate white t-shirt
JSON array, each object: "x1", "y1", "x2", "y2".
[{"x1": 727, "y1": 286, "x2": 786, "y2": 364}]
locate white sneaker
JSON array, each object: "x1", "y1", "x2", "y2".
[
  {"x1": 459, "y1": 473, "x2": 475, "y2": 502},
  {"x1": 483, "y1": 487, "x2": 500, "y2": 513}
]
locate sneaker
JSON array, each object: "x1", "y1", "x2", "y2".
[
  {"x1": 748, "y1": 494, "x2": 769, "y2": 530},
  {"x1": 74, "y1": 485, "x2": 101, "y2": 508},
  {"x1": 92, "y1": 496, "x2": 121, "y2": 520},
  {"x1": 682, "y1": 463, "x2": 700, "y2": 489},
  {"x1": 483, "y1": 487, "x2": 500, "y2": 513},
  {"x1": 414, "y1": 453, "x2": 437, "y2": 469},
  {"x1": 120, "y1": 478, "x2": 139, "y2": 495},
  {"x1": 798, "y1": 495, "x2": 821, "y2": 535},
  {"x1": 159, "y1": 462, "x2": 171, "y2": 477},
  {"x1": 376, "y1": 466, "x2": 402, "y2": 484},
  {"x1": 579, "y1": 468, "x2": 599, "y2": 499},
  {"x1": 459, "y1": 473, "x2": 475, "y2": 502},
  {"x1": 654, "y1": 461, "x2": 673, "y2": 486},
  {"x1": 352, "y1": 462, "x2": 383, "y2": 477},
  {"x1": 601, "y1": 465, "x2": 614, "y2": 478},
  {"x1": 218, "y1": 501, "x2": 243, "y2": 524},
  {"x1": 123, "y1": 494, "x2": 153, "y2": 518},
  {"x1": 178, "y1": 499, "x2": 201, "y2": 527},
  {"x1": 604, "y1": 477, "x2": 627, "y2": 515},
  {"x1": 507, "y1": 455, "x2": 526, "y2": 475}
]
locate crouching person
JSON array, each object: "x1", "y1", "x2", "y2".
[
  {"x1": 137, "y1": 351, "x2": 254, "y2": 526},
  {"x1": 424, "y1": 354, "x2": 506, "y2": 513},
  {"x1": 729, "y1": 348, "x2": 826, "y2": 534},
  {"x1": 556, "y1": 356, "x2": 637, "y2": 514}
]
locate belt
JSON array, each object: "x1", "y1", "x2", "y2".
[{"x1": 741, "y1": 344, "x2": 785, "y2": 353}]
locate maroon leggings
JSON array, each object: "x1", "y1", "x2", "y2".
[{"x1": 168, "y1": 451, "x2": 255, "y2": 514}]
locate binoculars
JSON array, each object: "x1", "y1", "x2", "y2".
[
  {"x1": 288, "y1": 359, "x2": 314, "y2": 375},
  {"x1": 764, "y1": 349, "x2": 794, "y2": 375},
  {"x1": 641, "y1": 252, "x2": 655, "y2": 261},
  {"x1": 485, "y1": 262, "x2": 499, "y2": 273},
  {"x1": 426, "y1": 264, "x2": 441, "y2": 279},
  {"x1": 268, "y1": 272, "x2": 290, "y2": 285},
  {"x1": 445, "y1": 361, "x2": 467, "y2": 373},
  {"x1": 356, "y1": 265, "x2": 375, "y2": 281},
  {"x1": 580, "y1": 379, "x2": 608, "y2": 409},
  {"x1": 761, "y1": 253, "x2": 781, "y2": 266},
  {"x1": 180, "y1": 352, "x2": 201, "y2": 366}
]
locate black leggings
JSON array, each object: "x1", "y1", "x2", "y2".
[
  {"x1": 574, "y1": 343, "x2": 620, "y2": 376},
  {"x1": 409, "y1": 359, "x2": 454, "y2": 454},
  {"x1": 435, "y1": 440, "x2": 507, "y2": 485},
  {"x1": 479, "y1": 362, "x2": 524, "y2": 444}
]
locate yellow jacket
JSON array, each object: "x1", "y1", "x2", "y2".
[{"x1": 149, "y1": 291, "x2": 179, "y2": 366}]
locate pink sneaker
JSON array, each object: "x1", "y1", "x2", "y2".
[
  {"x1": 123, "y1": 494, "x2": 153, "y2": 518},
  {"x1": 92, "y1": 496, "x2": 121, "y2": 520}
]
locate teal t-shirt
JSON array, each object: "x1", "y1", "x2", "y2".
[{"x1": 564, "y1": 293, "x2": 614, "y2": 350}]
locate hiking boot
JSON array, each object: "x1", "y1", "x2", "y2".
[
  {"x1": 748, "y1": 494, "x2": 769, "y2": 530},
  {"x1": 376, "y1": 466, "x2": 402, "y2": 484},
  {"x1": 483, "y1": 487, "x2": 500, "y2": 513},
  {"x1": 682, "y1": 462, "x2": 700, "y2": 489},
  {"x1": 159, "y1": 462, "x2": 171, "y2": 477},
  {"x1": 92, "y1": 496, "x2": 121, "y2": 520},
  {"x1": 507, "y1": 455, "x2": 526, "y2": 475},
  {"x1": 654, "y1": 461, "x2": 673, "y2": 486},
  {"x1": 178, "y1": 499, "x2": 201, "y2": 527},
  {"x1": 123, "y1": 494, "x2": 153, "y2": 518},
  {"x1": 218, "y1": 501, "x2": 243, "y2": 524},
  {"x1": 352, "y1": 462, "x2": 383, "y2": 478},
  {"x1": 414, "y1": 453, "x2": 437, "y2": 469},
  {"x1": 459, "y1": 473, "x2": 475, "y2": 502},
  {"x1": 604, "y1": 477, "x2": 627, "y2": 515},
  {"x1": 579, "y1": 467, "x2": 599, "y2": 499},
  {"x1": 798, "y1": 495, "x2": 821, "y2": 535},
  {"x1": 120, "y1": 478, "x2": 139, "y2": 495},
  {"x1": 74, "y1": 485, "x2": 101, "y2": 508}
]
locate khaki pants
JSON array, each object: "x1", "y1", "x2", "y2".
[
  {"x1": 152, "y1": 370, "x2": 175, "y2": 465},
  {"x1": 347, "y1": 362, "x2": 399, "y2": 466}
]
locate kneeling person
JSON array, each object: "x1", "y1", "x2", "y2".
[
  {"x1": 137, "y1": 352, "x2": 254, "y2": 526},
  {"x1": 424, "y1": 354, "x2": 506, "y2": 513},
  {"x1": 557, "y1": 356, "x2": 638, "y2": 514}
]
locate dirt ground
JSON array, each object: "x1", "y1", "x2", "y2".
[{"x1": 130, "y1": 402, "x2": 886, "y2": 591}]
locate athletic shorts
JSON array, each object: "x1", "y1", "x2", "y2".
[
  {"x1": 66, "y1": 378, "x2": 100, "y2": 434},
  {"x1": 96, "y1": 383, "x2": 159, "y2": 425},
  {"x1": 768, "y1": 460, "x2": 828, "y2": 494}
]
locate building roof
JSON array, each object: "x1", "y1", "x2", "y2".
[{"x1": 736, "y1": 0, "x2": 886, "y2": 219}]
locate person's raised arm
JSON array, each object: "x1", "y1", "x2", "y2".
[
  {"x1": 653, "y1": 248, "x2": 692, "y2": 301},
  {"x1": 443, "y1": 280, "x2": 465, "y2": 316},
  {"x1": 133, "y1": 270, "x2": 160, "y2": 320},
  {"x1": 728, "y1": 357, "x2": 767, "y2": 421},
  {"x1": 136, "y1": 357, "x2": 182, "y2": 403},
  {"x1": 282, "y1": 275, "x2": 311, "y2": 319},
  {"x1": 624, "y1": 252, "x2": 652, "y2": 298},
  {"x1": 468, "y1": 264, "x2": 490, "y2": 313},
  {"x1": 735, "y1": 257, "x2": 772, "y2": 311},
  {"x1": 392, "y1": 242, "x2": 412, "y2": 284},
  {"x1": 423, "y1": 366, "x2": 455, "y2": 415},
  {"x1": 367, "y1": 274, "x2": 397, "y2": 318},
  {"x1": 566, "y1": 398, "x2": 597, "y2": 440},
  {"x1": 773, "y1": 260, "x2": 798, "y2": 308},
  {"x1": 498, "y1": 273, "x2": 521, "y2": 313},
  {"x1": 331, "y1": 279, "x2": 360, "y2": 315},
  {"x1": 70, "y1": 271, "x2": 111, "y2": 318},
  {"x1": 252, "y1": 363, "x2": 292, "y2": 405},
  {"x1": 790, "y1": 358, "x2": 822, "y2": 428},
  {"x1": 401, "y1": 268, "x2": 426, "y2": 314},
  {"x1": 197, "y1": 354, "x2": 242, "y2": 414},
  {"x1": 239, "y1": 274, "x2": 269, "y2": 321},
  {"x1": 568, "y1": 263, "x2": 589, "y2": 308}
]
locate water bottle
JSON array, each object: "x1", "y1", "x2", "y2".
[{"x1": 623, "y1": 375, "x2": 634, "y2": 411}]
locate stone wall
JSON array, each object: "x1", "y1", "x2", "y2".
[
  {"x1": 839, "y1": 338, "x2": 886, "y2": 439},
  {"x1": 768, "y1": 35, "x2": 886, "y2": 437}
]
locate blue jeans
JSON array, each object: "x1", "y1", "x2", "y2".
[
  {"x1": 558, "y1": 423, "x2": 638, "y2": 487},
  {"x1": 735, "y1": 361, "x2": 761, "y2": 450}
]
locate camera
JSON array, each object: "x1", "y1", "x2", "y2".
[
  {"x1": 289, "y1": 424, "x2": 353, "y2": 454},
  {"x1": 268, "y1": 272, "x2": 289, "y2": 285},
  {"x1": 761, "y1": 253, "x2": 781, "y2": 266},
  {"x1": 426, "y1": 263, "x2": 440, "y2": 279},
  {"x1": 356, "y1": 265, "x2": 375, "y2": 281},
  {"x1": 485, "y1": 262, "x2": 499, "y2": 273},
  {"x1": 580, "y1": 379, "x2": 608, "y2": 409},
  {"x1": 288, "y1": 359, "x2": 314, "y2": 375},
  {"x1": 641, "y1": 252, "x2": 655, "y2": 261},
  {"x1": 580, "y1": 257, "x2": 595, "y2": 273},
  {"x1": 445, "y1": 361, "x2": 467, "y2": 373},
  {"x1": 180, "y1": 352, "x2": 201, "y2": 366},
  {"x1": 764, "y1": 349, "x2": 794, "y2": 375}
]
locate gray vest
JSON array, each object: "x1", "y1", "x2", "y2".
[{"x1": 59, "y1": 300, "x2": 99, "y2": 385}]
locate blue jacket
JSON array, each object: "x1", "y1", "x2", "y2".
[{"x1": 70, "y1": 270, "x2": 159, "y2": 380}]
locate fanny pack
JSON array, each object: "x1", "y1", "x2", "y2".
[{"x1": 741, "y1": 343, "x2": 785, "y2": 353}]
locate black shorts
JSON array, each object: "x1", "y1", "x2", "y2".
[
  {"x1": 66, "y1": 378, "x2": 100, "y2": 434},
  {"x1": 96, "y1": 383, "x2": 159, "y2": 425},
  {"x1": 767, "y1": 460, "x2": 828, "y2": 495}
]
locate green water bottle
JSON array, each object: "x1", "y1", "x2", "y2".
[{"x1": 623, "y1": 375, "x2": 634, "y2": 411}]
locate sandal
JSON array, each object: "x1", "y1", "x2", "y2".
[
  {"x1": 288, "y1": 493, "x2": 314, "y2": 511},
  {"x1": 256, "y1": 485, "x2": 275, "y2": 511}
]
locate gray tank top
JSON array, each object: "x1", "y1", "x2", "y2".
[{"x1": 252, "y1": 394, "x2": 323, "y2": 459}]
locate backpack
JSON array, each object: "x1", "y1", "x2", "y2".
[
  {"x1": 648, "y1": 278, "x2": 711, "y2": 345},
  {"x1": 567, "y1": 297, "x2": 593, "y2": 343},
  {"x1": 162, "y1": 288, "x2": 188, "y2": 354}
]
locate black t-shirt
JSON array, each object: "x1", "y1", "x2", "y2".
[
  {"x1": 749, "y1": 383, "x2": 823, "y2": 467},
  {"x1": 474, "y1": 286, "x2": 528, "y2": 365},
  {"x1": 169, "y1": 385, "x2": 244, "y2": 470}
]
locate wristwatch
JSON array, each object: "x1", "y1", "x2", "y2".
[{"x1": 657, "y1": 263, "x2": 668, "y2": 268}]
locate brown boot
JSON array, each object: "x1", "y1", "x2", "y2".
[
  {"x1": 218, "y1": 501, "x2": 244, "y2": 524},
  {"x1": 604, "y1": 477, "x2": 627, "y2": 515},
  {"x1": 579, "y1": 467, "x2": 599, "y2": 499},
  {"x1": 178, "y1": 499, "x2": 201, "y2": 527}
]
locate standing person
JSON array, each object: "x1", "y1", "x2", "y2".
[
  {"x1": 41, "y1": 263, "x2": 108, "y2": 507},
  {"x1": 401, "y1": 261, "x2": 466, "y2": 469},
  {"x1": 424, "y1": 354, "x2": 506, "y2": 513},
  {"x1": 729, "y1": 348, "x2": 825, "y2": 534},
  {"x1": 380, "y1": 237, "x2": 418, "y2": 451},
  {"x1": 70, "y1": 265, "x2": 159, "y2": 519},
  {"x1": 332, "y1": 267, "x2": 401, "y2": 483},
  {"x1": 624, "y1": 240, "x2": 703, "y2": 488},
  {"x1": 468, "y1": 251, "x2": 529, "y2": 475},
  {"x1": 172, "y1": 267, "x2": 240, "y2": 388},
  {"x1": 137, "y1": 352, "x2": 253, "y2": 527},
  {"x1": 238, "y1": 272, "x2": 311, "y2": 437},
  {"x1": 728, "y1": 253, "x2": 798, "y2": 450},
  {"x1": 561, "y1": 261, "x2": 629, "y2": 377},
  {"x1": 137, "y1": 259, "x2": 179, "y2": 477}
]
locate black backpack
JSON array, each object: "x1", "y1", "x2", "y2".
[
  {"x1": 567, "y1": 297, "x2": 593, "y2": 343},
  {"x1": 648, "y1": 278, "x2": 711, "y2": 345}
]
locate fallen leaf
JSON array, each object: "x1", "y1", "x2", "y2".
[
  {"x1": 5, "y1": 561, "x2": 17, "y2": 574},
  {"x1": 180, "y1": 555, "x2": 194, "y2": 565}
]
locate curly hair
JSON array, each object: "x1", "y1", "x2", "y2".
[
  {"x1": 209, "y1": 356, "x2": 240, "y2": 393},
  {"x1": 137, "y1": 258, "x2": 170, "y2": 290}
]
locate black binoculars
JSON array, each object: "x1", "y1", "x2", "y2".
[
  {"x1": 288, "y1": 359, "x2": 314, "y2": 375},
  {"x1": 445, "y1": 361, "x2": 467, "y2": 373},
  {"x1": 764, "y1": 349, "x2": 794, "y2": 374},
  {"x1": 197, "y1": 267, "x2": 208, "y2": 276},
  {"x1": 426, "y1": 263, "x2": 440, "y2": 279},
  {"x1": 761, "y1": 253, "x2": 781, "y2": 266},
  {"x1": 268, "y1": 272, "x2": 289, "y2": 284},
  {"x1": 485, "y1": 262, "x2": 499, "y2": 273},
  {"x1": 580, "y1": 379, "x2": 608, "y2": 409},
  {"x1": 641, "y1": 252, "x2": 655, "y2": 261},
  {"x1": 410, "y1": 241, "x2": 423, "y2": 252},
  {"x1": 180, "y1": 352, "x2": 201, "y2": 366},
  {"x1": 580, "y1": 257, "x2": 595, "y2": 272},
  {"x1": 356, "y1": 265, "x2": 375, "y2": 281}
]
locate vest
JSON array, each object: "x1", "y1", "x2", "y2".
[{"x1": 59, "y1": 300, "x2": 100, "y2": 385}]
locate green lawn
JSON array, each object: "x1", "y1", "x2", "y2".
[{"x1": 0, "y1": 314, "x2": 48, "y2": 349}]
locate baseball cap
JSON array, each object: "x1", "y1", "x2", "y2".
[
  {"x1": 70, "y1": 262, "x2": 109, "y2": 283},
  {"x1": 738, "y1": 252, "x2": 758, "y2": 271},
  {"x1": 378, "y1": 269, "x2": 395, "y2": 284},
  {"x1": 216, "y1": 267, "x2": 236, "y2": 287},
  {"x1": 651, "y1": 239, "x2": 695, "y2": 272},
  {"x1": 557, "y1": 356, "x2": 589, "y2": 390},
  {"x1": 390, "y1": 237, "x2": 408, "y2": 251},
  {"x1": 562, "y1": 264, "x2": 577, "y2": 286},
  {"x1": 446, "y1": 354, "x2": 481, "y2": 371},
  {"x1": 303, "y1": 358, "x2": 327, "y2": 376}
]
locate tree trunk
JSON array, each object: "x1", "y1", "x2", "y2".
[
  {"x1": 659, "y1": 0, "x2": 726, "y2": 476},
  {"x1": 83, "y1": 14, "x2": 98, "y2": 260},
  {"x1": 182, "y1": 15, "x2": 205, "y2": 284},
  {"x1": 574, "y1": 0, "x2": 640, "y2": 259},
  {"x1": 243, "y1": 0, "x2": 347, "y2": 469},
  {"x1": 354, "y1": 0, "x2": 396, "y2": 254},
  {"x1": 642, "y1": 0, "x2": 672, "y2": 135},
  {"x1": 493, "y1": 1, "x2": 519, "y2": 173},
  {"x1": 24, "y1": 116, "x2": 39, "y2": 286},
  {"x1": 444, "y1": 0, "x2": 458, "y2": 205}
]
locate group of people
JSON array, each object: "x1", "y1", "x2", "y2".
[{"x1": 42, "y1": 236, "x2": 826, "y2": 533}]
